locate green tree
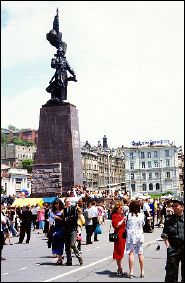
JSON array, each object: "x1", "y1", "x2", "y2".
[
  {"x1": 1, "y1": 133, "x2": 8, "y2": 144},
  {"x1": 23, "y1": 140, "x2": 34, "y2": 147},
  {"x1": 12, "y1": 137, "x2": 35, "y2": 147},
  {"x1": 21, "y1": 159, "x2": 33, "y2": 173},
  {"x1": 12, "y1": 137, "x2": 24, "y2": 145}
]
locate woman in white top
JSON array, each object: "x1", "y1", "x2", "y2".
[{"x1": 126, "y1": 200, "x2": 145, "y2": 278}]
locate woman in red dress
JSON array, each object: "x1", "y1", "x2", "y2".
[{"x1": 111, "y1": 201, "x2": 127, "y2": 276}]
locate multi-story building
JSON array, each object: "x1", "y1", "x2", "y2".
[
  {"x1": 178, "y1": 146, "x2": 184, "y2": 198},
  {"x1": 1, "y1": 128, "x2": 38, "y2": 145},
  {"x1": 81, "y1": 137, "x2": 125, "y2": 192},
  {"x1": 1, "y1": 143, "x2": 37, "y2": 167},
  {"x1": 124, "y1": 140, "x2": 181, "y2": 197},
  {"x1": 18, "y1": 129, "x2": 38, "y2": 145},
  {"x1": 81, "y1": 142, "x2": 99, "y2": 188}
]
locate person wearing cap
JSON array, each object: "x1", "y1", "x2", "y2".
[{"x1": 161, "y1": 199, "x2": 184, "y2": 282}]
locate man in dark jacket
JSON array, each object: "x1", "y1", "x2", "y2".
[
  {"x1": 17, "y1": 206, "x2": 33, "y2": 244},
  {"x1": 161, "y1": 199, "x2": 184, "y2": 282},
  {"x1": 63, "y1": 198, "x2": 83, "y2": 266}
]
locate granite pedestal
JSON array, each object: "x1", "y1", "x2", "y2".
[{"x1": 32, "y1": 102, "x2": 83, "y2": 196}]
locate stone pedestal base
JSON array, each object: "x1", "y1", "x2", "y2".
[
  {"x1": 31, "y1": 163, "x2": 62, "y2": 197},
  {"x1": 33, "y1": 102, "x2": 82, "y2": 195}
]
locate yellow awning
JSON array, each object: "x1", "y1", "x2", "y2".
[{"x1": 12, "y1": 198, "x2": 44, "y2": 207}]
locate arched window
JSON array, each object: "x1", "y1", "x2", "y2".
[
  {"x1": 156, "y1": 183, "x2": 160, "y2": 190},
  {"x1": 142, "y1": 184, "x2": 147, "y2": 191},
  {"x1": 131, "y1": 184, "x2": 135, "y2": 192},
  {"x1": 149, "y1": 183, "x2": 153, "y2": 190}
]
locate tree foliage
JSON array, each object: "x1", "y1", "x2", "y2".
[
  {"x1": 21, "y1": 159, "x2": 33, "y2": 173},
  {"x1": 1, "y1": 133, "x2": 8, "y2": 144},
  {"x1": 12, "y1": 137, "x2": 34, "y2": 147}
]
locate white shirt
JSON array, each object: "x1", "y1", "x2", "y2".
[
  {"x1": 1, "y1": 213, "x2": 6, "y2": 231},
  {"x1": 143, "y1": 202, "x2": 151, "y2": 213},
  {"x1": 123, "y1": 205, "x2": 129, "y2": 216},
  {"x1": 88, "y1": 205, "x2": 98, "y2": 218},
  {"x1": 31, "y1": 207, "x2": 39, "y2": 215},
  {"x1": 126, "y1": 212, "x2": 145, "y2": 244}
]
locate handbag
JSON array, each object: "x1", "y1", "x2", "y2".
[
  {"x1": 122, "y1": 230, "x2": 127, "y2": 239},
  {"x1": 109, "y1": 223, "x2": 118, "y2": 242},
  {"x1": 95, "y1": 224, "x2": 102, "y2": 234}
]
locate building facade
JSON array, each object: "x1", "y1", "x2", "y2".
[
  {"x1": 124, "y1": 140, "x2": 181, "y2": 197},
  {"x1": 1, "y1": 165, "x2": 31, "y2": 196},
  {"x1": 1, "y1": 128, "x2": 38, "y2": 145},
  {"x1": 1, "y1": 143, "x2": 37, "y2": 167},
  {"x1": 18, "y1": 129, "x2": 38, "y2": 145},
  {"x1": 178, "y1": 147, "x2": 184, "y2": 198},
  {"x1": 81, "y1": 138, "x2": 125, "y2": 192}
]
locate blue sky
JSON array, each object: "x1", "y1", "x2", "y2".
[{"x1": 1, "y1": 1, "x2": 184, "y2": 148}]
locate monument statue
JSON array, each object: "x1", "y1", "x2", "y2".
[
  {"x1": 32, "y1": 9, "x2": 83, "y2": 197},
  {"x1": 45, "y1": 9, "x2": 77, "y2": 104}
]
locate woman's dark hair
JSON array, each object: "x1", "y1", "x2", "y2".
[
  {"x1": 129, "y1": 200, "x2": 141, "y2": 216},
  {"x1": 52, "y1": 199, "x2": 64, "y2": 213}
]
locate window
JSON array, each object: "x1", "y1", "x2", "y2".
[
  {"x1": 149, "y1": 172, "x2": 152, "y2": 179},
  {"x1": 154, "y1": 160, "x2": 159, "y2": 167},
  {"x1": 165, "y1": 150, "x2": 170, "y2": 157},
  {"x1": 149, "y1": 183, "x2": 153, "y2": 190},
  {"x1": 156, "y1": 183, "x2": 160, "y2": 190},
  {"x1": 142, "y1": 173, "x2": 146, "y2": 180},
  {"x1": 131, "y1": 184, "x2": 135, "y2": 192},
  {"x1": 142, "y1": 162, "x2": 145, "y2": 168},
  {"x1": 166, "y1": 172, "x2": 170, "y2": 178},
  {"x1": 147, "y1": 152, "x2": 151, "y2": 158},
  {"x1": 154, "y1": 151, "x2": 158, "y2": 158},
  {"x1": 148, "y1": 161, "x2": 152, "y2": 168},
  {"x1": 130, "y1": 162, "x2": 134, "y2": 170},
  {"x1": 131, "y1": 173, "x2": 134, "y2": 180},
  {"x1": 155, "y1": 172, "x2": 159, "y2": 178},
  {"x1": 16, "y1": 178, "x2": 22, "y2": 183},
  {"x1": 130, "y1": 152, "x2": 134, "y2": 159},
  {"x1": 142, "y1": 183, "x2": 147, "y2": 191},
  {"x1": 141, "y1": 152, "x2": 145, "y2": 159},
  {"x1": 166, "y1": 159, "x2": 170, "y2": 167}
]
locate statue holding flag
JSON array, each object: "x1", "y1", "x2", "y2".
[{"x1": 45, "y1": 9, "x2": 77, "y2": 104}]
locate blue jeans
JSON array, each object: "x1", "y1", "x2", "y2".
[{"x1": 10, "y1": 223, "x2": 17, "y2": 236}]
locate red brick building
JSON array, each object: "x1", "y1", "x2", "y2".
[{"x1": 18, "y1": 129, "x2": 38, "y2": 145}]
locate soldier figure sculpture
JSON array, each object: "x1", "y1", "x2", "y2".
[{"x1": 45, "y1": 9, "x2": 77, "y2": 105}]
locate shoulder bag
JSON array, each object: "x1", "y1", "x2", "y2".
[{"x1": 109, "y1": 222, "x2": 118, "y2": 242}]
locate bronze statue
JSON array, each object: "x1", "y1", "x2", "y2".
[{"x1": 45, "y1": 9, "x2": 77, "y2": 104}]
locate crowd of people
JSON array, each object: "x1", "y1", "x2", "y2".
[{"x1": 0, "y1": 186, "x2": 184, "y2": 282}]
